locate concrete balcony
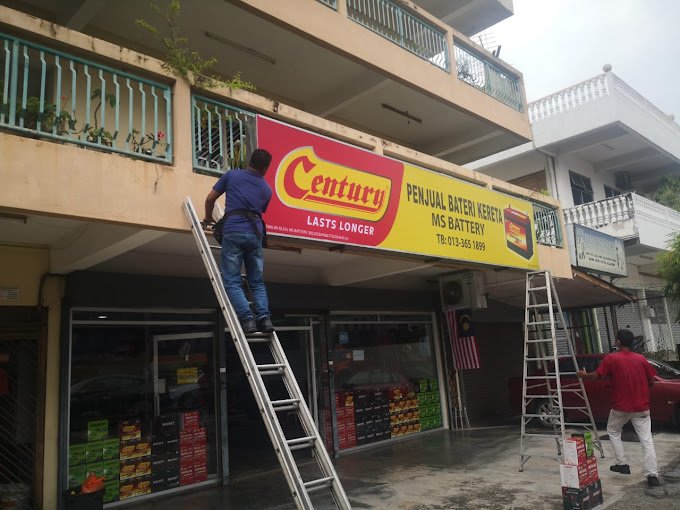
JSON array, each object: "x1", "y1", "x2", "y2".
[
  {"x1": 563, "y1": 193, "x2": 680, "y2": 253},
  {"x1": 3, "y1": 1, "x2": 530, "y2": 165}
]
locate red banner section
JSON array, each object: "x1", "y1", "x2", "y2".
[{"x1": 258, "y1": 116, "x2": 403, "y2": 246}]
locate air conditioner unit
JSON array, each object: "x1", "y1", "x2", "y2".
[
  {"x1": 441, "y1": 272, "x2": 487, "y2": 309},
  {"x1": 614, "y1": 171, "x2": 632, "y2": 191}
]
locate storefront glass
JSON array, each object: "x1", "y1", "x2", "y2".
[
  {"x1": 67, "y1": 309, "x2": 219, "y2": 504},
  {"x1": 329, "y1": 313, "x2": 443, "y2": 451}
]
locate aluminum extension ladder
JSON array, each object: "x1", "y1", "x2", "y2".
[
  {"x1": 183, "y1": 197, "x2": 351, "y2": 510},
  {"x1": 519, "y1": 270, "x2": 603, "y2": 471}
]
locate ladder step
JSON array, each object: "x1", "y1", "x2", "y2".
[
  {"x1": 523, "y1": 413, "x2": 562, "y2": 418},
  {"x1": 271, "y1": 399, "x2": 301, "y2": 412},
  {"x1": 562, "y1": 406, "x2": 589, "y2": 410},
  {"x1": 528, "y1": 286, "x2": 548, "y2": 291},
  {"x1": 523, "y1": 394, "x2": 559, "y2": 399},
  {"x1": 527, "y1": 320, "x2": 552, "y2": 326},
  {"x1": 287, "y1": 436, "x2": 316, "y2": 451},
  {"x1": 304, "y1": 476, "x2": 335, "y2": 492},
  {"x1": 526, "y1": 338, "x2": 554, "y2": 343},
  {"x1": 522, "y1": 433, "x2": 563, "y2": 438},
  {"x1": 257, "y1": 363, "x2": 285, "y2": 376},
  {"x1": 527, "y1": 303, "x2": 550, "y2": 308},
  {"x1": 526, "y1": 356, "x2": 556, "y2": 361},
  {"x1": 246, "y1": 336, "x2": 272, "y2": 343}
]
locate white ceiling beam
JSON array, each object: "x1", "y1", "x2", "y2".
[
  {"x1": 313, "y1": 78, "x2": 391, "y2": 118},
  {"x1": 57, "y1": 0, "x2": 108, "y2": 31},
  {"x1": 324, "y1": 258, "x2": 432, "y2": 286},
  {"x1": 51, "y1": 224, "x2": 166, "y2": 274},
  {"x1": 594, "y1": 147, "x2": 659, "y2": 172},
  {"x1": 429, "y1": 130, "x2": 502, "y2": 158}
]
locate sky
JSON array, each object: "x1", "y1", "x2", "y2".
[{"x1": 490, "y1": 0, "x2": 680, "y2": 117}]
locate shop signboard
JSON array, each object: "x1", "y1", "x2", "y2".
[
  {"x1": 566, "y1": 223, "x2": 627, "y2": 277},
  {"x1": 258, "y1": 116, "x2": 539, "y2": 270}
]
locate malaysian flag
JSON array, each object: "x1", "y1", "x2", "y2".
[{"x1": 445, "y1": 308, "x2": 481, "y2": 370}]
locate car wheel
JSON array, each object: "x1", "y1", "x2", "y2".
[{"x1": 533, "y1": 399, "x2": 560, "y2": 428}]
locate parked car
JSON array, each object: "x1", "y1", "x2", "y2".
[{"x1": 508, "y1": 354, "x2": 680, "y2": 428}]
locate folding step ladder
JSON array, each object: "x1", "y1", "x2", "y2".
[
  {"x1": 183, "y1": 197, "x2": 351, "y2": 510},
  {"x1": 519, "y1": 270, "x2": 603, "y2": 471}
]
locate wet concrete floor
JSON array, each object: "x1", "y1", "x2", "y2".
[{"x1": 126, "y1": 426, "x2": 680, "y2": 509}]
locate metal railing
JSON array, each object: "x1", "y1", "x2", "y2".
[
  {"x1": 454, "y1": 42, "x2": 522, "y2": 111},
  {"x1": 533, "y1": 203, "x2": 563, "y2": 247},
  {"x1": 0, "y1": 32, "x2": 172, "y2": 162},
  {"x1": 317, "y1": 0, "x2": 338, "y2": 8},
  {"x1": 192, "y1": 95, "x2": 256, "y2": 175},
  {"x1": 347, "y1": 0, "x2": 449, "y2": 71}
]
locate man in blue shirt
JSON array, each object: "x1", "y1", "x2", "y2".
[{"x1": 203, "y1": 149, "x2": 274, "y2": 334}]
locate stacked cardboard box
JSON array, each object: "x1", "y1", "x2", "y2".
[
  {"x1": 119, "y1": 419, "x2": 152, "y2": 500},
  {"x1": 68, "y1": 420, "x2": 121, "y2": 503},
  {"x1": 335, "y1": 392, "x2": 357, "y2": 450},
  {"x1": 355, "y1": 390, "x2": 390, "y2": 446},
  {"x1": 560, "y1": 433, "x2": 603, "y2": 510},
  {"x1": 416, "y1": 379, "x2": 442, "y2": 431},
  {"x1": 389, "y1": 387, "x2": 420, "y2": 438},
  {"x1": 151, "y1": 413, "x2": 181, "y2": 493},
  {"x1": 178, "y1": 411, "x2": 208, "y2": 486}
]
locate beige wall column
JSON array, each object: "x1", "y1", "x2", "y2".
[
  {"x1": 172, "y1": 79, "x2": 194, "y2": 173},
  {"x1": 42, "y1": 275, "x2": 65, "y2": 510}
]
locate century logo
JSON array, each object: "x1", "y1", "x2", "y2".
[{"x1": 275, "y1": 147, "x2": 391, "y2": 221}]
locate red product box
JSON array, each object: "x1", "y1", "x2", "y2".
[
  {"x1": 587, "y1": 456, "x2": 599, "y2": 484},
  {"x1": 180, "y1": 464, "x2": 194, "y2": 485},
  {"x1": 337, "y1": 422, "x2": 350, "y2": 436},
  {"x1": 194, "y1": 463, "x2": 208, "y2": 482},
  {"x1": 181, "y1": 411, "x2": 200, "y2": 431},
  {"x1": 563, "y1": 438, "x2": 587, "y2": 466},
  {"x1": 179, "y1": 429, "x2": 194, "y2": 447},
  {"x1": 193, "y1": 427, "x2": 207, "y2": 445},
  {"x1": 560, "y1": 463, "x2": 590, "y2": 489},
  {"x1": 193, "y1": 444, "x2": 208, "y2": 464},
  {"x1": 180, "y1": 451, "x2": 195, "y2": 466}
]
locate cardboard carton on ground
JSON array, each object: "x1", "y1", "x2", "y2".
[
  {"x1": 586, "y1": 456, "x2": 599, "y2": 484},
  {"x1": 563, "y1": 437, "x2": 587, "y2": 466},
  {"x1": 588, "y1": 480, "x2": 603, "y2": 508},
  {"x1": 560, "y1": 462, "x2": 589, "y2": 489},
  {"x1": 562, "y1": 485, "x2": 592, "y2": 510},
  {"x1": 571, "y1": 432, "x2": 594, "y2": 457}
]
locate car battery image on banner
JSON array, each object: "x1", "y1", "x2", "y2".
[{"x1": 503, "y1": 206, "x2": 534, "y2": 260}]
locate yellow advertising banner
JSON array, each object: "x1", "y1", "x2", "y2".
[
  {"x1": 176, "y1": 367, "x2": 198, "y2": 385},
  {"x1": 379, "y1": 164, "x2": 539, "y2": 269},
  {"x1": 260, "y1": 117, "x2": 539, "y2": 270}
]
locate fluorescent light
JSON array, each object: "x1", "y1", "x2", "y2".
[
  {"x1": 381, "y1": 103, "x2": 422, "y2": 124},
  {"x1": 97, "y1": 315, "x2": 108, "y2": 319}
]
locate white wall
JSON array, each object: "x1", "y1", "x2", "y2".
[{"x1": 554, "y1": 154, "x2": 618, "y2": 208}]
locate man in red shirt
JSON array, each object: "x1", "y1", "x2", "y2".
[{"x1": 577, "y1": 329, "x2": 659, "y2": 487}]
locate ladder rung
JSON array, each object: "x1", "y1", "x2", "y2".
[
  {"x1": 272, "y1": 399, "x2": 301, "y2": 412},
  {"x1": 525, "y1": 376, "x2": 559, "y2": 380},
  {"x1": 246, "y1": 336, "x2": 272, "y2": 343},
  {"x1": 562, "y1": 406, "x2": 589, "y2": 410},
  {"x1": 563, "y1": 422, "x2": 594, "y2": 427},
  {"x1": 523, "y1": 413, "x2": 561, "y2": 418},
  {"x1": 304, "y1": 476, "x2": 335, "y2": 492},
  {"x1": 526, "y1": 356, "x2": 555, "y2": 361},
  {"x1": 527, "y1": 320, "x2": 552, "y2": 325},
  {"x1": 522, "y1": 433, "x2": 562, "y2": 438},
  {"x1": 526, "y1": 338, "x2": 554, "y2": 343},
  {"x1": 287, "y1": 436, "x2": 316, "y2": 451},
  {"x1": 257, "y1": 363, "x2": 285, "y2": 376},
  {"x1": 521, "y1": 453, "x2": 559, "y2": 459},
  {"x1": 527, "y1": 303, "x2": 550, "y2": 308},
  {"x1": 523, "y1": 394, "x2": 559, "y2": 399},
  {"x1": 528, "y1": 286, "x2": 547, "y2": 291}
]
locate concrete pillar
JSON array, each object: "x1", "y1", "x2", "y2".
[{"x1": 637, "y1": 289, "x2": 657, "y2": 352}]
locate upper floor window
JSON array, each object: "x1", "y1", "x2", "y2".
[
  {"x1": 604, "y1": 185, "x2": 620, "y2": 198},
  {"x1": 569, "y1": 171, "x2": 594, "y2": 205}
]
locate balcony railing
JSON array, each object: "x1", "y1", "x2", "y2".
[
  {"x1": 192, "y1": 95, "x2": 256, "y2": 175},
  {"x1": 454, "y1": 41, "x2": 522, "y2": 111},
  {"x1": 564, "y1": 193, "x2": 680, "y2": 251},
  {"x1": 563, "y1": 194, "x2": 634, "y2": 229},
  {"x1": 317, "y1": 0, "x2": 338, "y2": 8},
  {"x1": 347, "y1": 0, "x2": 449, "y2": 71},
  {"x1": 0, "y1": 32, "x2": 172, "y2": 162},
  {"x1": 533, "y1": 203, "x2": 563, "y2": 247}
]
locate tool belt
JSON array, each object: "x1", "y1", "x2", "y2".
[{"x1": 213, "y1": 208, "x2": 267, "y2": 248}]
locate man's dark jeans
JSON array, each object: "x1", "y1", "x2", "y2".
[{"x1": 221, "y1": 232, "x2": 270, "y2": 322}]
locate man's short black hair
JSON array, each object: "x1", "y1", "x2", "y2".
[
  {"x1": 617, "y1": 329, "x2": 635, "y2": 347},
  {"x1": 250, "y1": 148, "x2": 272, "y2": 172}
]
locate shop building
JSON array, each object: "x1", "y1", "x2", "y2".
[
  {"x1": 469, "y1": 66, "x2": 680, "y2": 356},
  {"x1": 0, "y1": 2, "x2": 572, "y2": 508}
]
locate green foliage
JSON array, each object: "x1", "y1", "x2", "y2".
[
  {"x1": 650, "y1": 175, "x2": 680, "y2": 212},
  {"x1": 136, "y1": 0, "x2": 255, "y2": 91},
  {"x1": 659, "y1": 232, "x2": 680, "y2": 322}
]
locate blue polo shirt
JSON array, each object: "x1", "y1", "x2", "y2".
[{"x1": 213, "y1": 168, "x2": 272, "y2": 235}]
